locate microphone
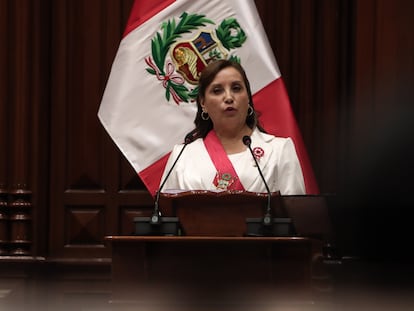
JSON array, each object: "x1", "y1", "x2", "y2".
[
  {"x1": 151, "y1": 130, "x2": 196, "y2": 224},
  {"x1": 242, "y1": 135, "x2": 272, "y2": 226}
]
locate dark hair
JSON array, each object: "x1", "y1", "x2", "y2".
[{"x1": 191, "y1": 59, "x2": 264, "y2": 140}]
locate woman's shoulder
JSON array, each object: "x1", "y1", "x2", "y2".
[
  {"x1": 252, "y1": 128, "x2": 293, "y2": 145},
  {"x1": 171, "y1": 137, "x2": 204, "y2": 153}
]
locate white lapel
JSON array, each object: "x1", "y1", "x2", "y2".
[{"x1": 239, "y1": 128, "x2": 274, "y2": 191}]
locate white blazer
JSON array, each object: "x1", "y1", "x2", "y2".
[{"x1": 160, "y1": 128, "x2": 306, "y2": 195}]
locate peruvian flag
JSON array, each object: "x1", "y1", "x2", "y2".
[{"x1": 98, "y1": 0, "x2": 319, "y2": 196}]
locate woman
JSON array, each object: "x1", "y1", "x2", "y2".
[{"x1": 160, "y1": 59, "x2": 305, "y2": 195}]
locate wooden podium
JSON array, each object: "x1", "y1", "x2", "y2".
[{"x1": 106, "y1": 191, "x2": 332, "y2": 309}]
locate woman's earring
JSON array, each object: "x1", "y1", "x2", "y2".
[
  {"x1": 201, "y1": 111, "x2": 210, "y2": 121},
  {"x1": 247, "y1": 105, "x2": 254, "y2": 116}
]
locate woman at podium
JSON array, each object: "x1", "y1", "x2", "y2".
[{"x1": 160, "y1": 60, "x2": 305, "y2": 195}]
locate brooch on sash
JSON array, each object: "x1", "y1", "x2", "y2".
[{"x1": 213, "y1": 172, "x2": 237, "y2": 190}]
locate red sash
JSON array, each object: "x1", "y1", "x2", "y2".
[{"x1": 203, "y1": 130, "x2": 245, "y2": 191}]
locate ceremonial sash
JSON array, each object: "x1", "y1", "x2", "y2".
[{"x1": 203, "y1": 130, "x2": 245, "y2": 191}]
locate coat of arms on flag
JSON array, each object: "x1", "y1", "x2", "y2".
[{"x1": 145, "y1": 12, "x2": 247, "y2": 105}]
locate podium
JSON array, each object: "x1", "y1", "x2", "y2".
[{"x1": 106, "y1": 191, "x2": 332, "y2": 309}]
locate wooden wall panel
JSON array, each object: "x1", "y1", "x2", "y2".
[
  {"x1": 0, "y1": 0, "x2": 10, "y2": 255},
  {"x1": 48, "y1": 0, "x2": 142, "y2": 259},
  {"x1": 8, "y1": 0, "x2": 33, "y2": 256},
  {"x1": 0, "y1": 0, "x2": 51, "y2": 257},
  {"x1": 345, "y1": 0, "x2": 414, "y2": 199},
  {"x1": 256, "y1": 0, "x2": 351, "y2": 192},
  {"x1": 47, "y1": 0, "x2": 154, "y2": 259}
]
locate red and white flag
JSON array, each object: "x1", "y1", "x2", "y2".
[{"x1": 98, "y1": 0, "x2": 319, "y2": 196}]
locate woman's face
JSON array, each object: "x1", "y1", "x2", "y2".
[{"x1": 200, "y1": 67, "x2": 250, "y2": 130}]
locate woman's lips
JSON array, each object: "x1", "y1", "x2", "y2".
[{"x1": 224, "y1": 107, "x2": 237, "y2": 116}]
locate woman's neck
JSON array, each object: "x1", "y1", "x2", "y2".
[{"x1": 215, "y1": 125, "x2": 253, "y2": 154}]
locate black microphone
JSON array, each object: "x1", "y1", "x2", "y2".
[
  {"x1": 242, "y1": 135, "x2": 272, "y2": 226},
  {"x1": 151, "y1": 130, "x2": 196, "y2": 224}
]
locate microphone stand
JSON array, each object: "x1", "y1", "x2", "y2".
[
  {"x1": 133, "y1": 131, "x2": 195, "y2": 236},
  {"x1": 243, "y1": 136, "x2": 272, "y2": 226},
  {"x1": 149, "y1": 138, "x2": 191, "y2": 225},
  {"x1": 243, "y1": 135, "x2": 295, "y2": 237}
]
